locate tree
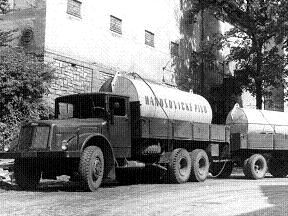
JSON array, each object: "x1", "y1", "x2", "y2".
[
  {"x1": 0, "y1": 22, "x2": 55, "y2": 147},
  {"x1": 190, "y1": 0, "x2": 288, "y2": 109},
  {"x1": 0, "y1": 0, "x2": 9, "y2": 14},
  {"x1": 0, "y1": 47, "x2": 55, "y2": 148}
]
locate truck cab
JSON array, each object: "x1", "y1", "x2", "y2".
[
  {"x1": 55, "y1": 93, "x2": 131, "y2": 158},
  {"x1": 1, "y1": 92, "x2": 131, "y2": 191}
]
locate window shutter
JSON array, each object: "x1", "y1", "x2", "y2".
[
  {"x1": 110, "y1": 16, "x2": 122, "y2": 34},
  {"x1": 145, "y1": 30, "x2": 154, "y2": 47}
]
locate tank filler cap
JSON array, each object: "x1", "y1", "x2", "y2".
[
  {"x1": 230, "y1": 103, "x2": 240, "y2": 121},
  {"x1": 234, "y1": 103, "x2": 240, "y2": 109}
]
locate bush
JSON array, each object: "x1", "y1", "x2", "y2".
[{"x1": 0, "y1": 47, "x2": 54, "y2": 148}]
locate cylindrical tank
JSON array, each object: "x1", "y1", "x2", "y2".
[
  {"x1": 100, "y1": 73, "x2": 212, "y2": 123},
  {"x1": 226, "y1": 104, "x2": 288, "y2": 134}
]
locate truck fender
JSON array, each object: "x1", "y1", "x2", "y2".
[{"x1": 80, "y1": 133, "x2": 116, "y2": 180}]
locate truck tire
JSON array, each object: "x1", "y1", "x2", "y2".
[
  {"x1": 244, "y1": 154, "x2": 267, "y2": 179},
  {"x1": 189, "y1": 149, "x2": 209, "y2": 182},
  {"x1": 268, "y1": 158, "x2": 288, "y2": 178},
  {"x1": 211, "y1": 161, "x2": 233, "y2": 178},
  {"x1": 141, "y1": 145, "x2": 161, "y2": 155},
  {"x1": 243, "y1": 158, "x2": 251, "y2": 178},
  {"x1": 79, "y1": 146, "x2": 104, "y2": 191},
  {"x1": 168, "y1": 148, "x2": 191, "y2": 184},
  {"x1": 140, "y1": 144, "x2": 162, "y2": 163},
  {"x1": 14, "y1": 158, "x2": 41, "y2": 190}
]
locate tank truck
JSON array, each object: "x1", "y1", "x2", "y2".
[{"x1": 0, "y1": 73, "x2": 231, "y2": 191}]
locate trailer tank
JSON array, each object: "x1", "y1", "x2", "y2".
[
  {"x1": 102, "y1": 73, "x2": 213, "y2": 124},
  {"x1": 226, "y1": 104, "x2": 288, "y2": 135},
  {"x1": 226, "y1": 104, "x2": 288, "y2": 180}
]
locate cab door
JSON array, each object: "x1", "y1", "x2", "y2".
[{"x1": 107, "y1": 96, "x2": 131, "y2": 158}]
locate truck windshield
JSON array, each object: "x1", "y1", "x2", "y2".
[{"x1": 56, "y1": 95, "x2": 106, "y2": 119}]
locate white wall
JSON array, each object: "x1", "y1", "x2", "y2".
[{"x1": 45, "y1": 0, "x2": 183, "y2": 84}]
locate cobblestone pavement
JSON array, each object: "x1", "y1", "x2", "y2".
[{"x1": 0, "y1": 172, "x2": 288, "y2": 216}]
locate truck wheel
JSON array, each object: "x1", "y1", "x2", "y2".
[
  {"x1": 268, "y1": 158, "x2": 288, "y2": 178},
  {"x1": 189, "y1": 149, "x2": 209, "y2": 182},
  {"x1": 14, "y1": 158, "x2": 41, "y2": 190},
  {"x1": 211, "y1": 161, "x2": 233, "y2": 178},
  {"x1": 244, "y1": 154, "x2": 267, "y2": 179},
  {"x1": 79, "y1": 146, "x2": 104, "y2": 191},
  {"x1": 243, "y1": 158, "x2": 251, "y2": 178},
  {"x1": 168, "y1": 148, "x2": 191, "y2": 184}
]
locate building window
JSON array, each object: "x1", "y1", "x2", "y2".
[
  {"x1": 170, "y1": 42, "x2": 179, "y2": 57},
  {"x1": 67, "y1": 0, "x2": 82, "y2": 18},
  {"x1": 145, "y1": 30, "x2": 154, "y2": 47},
  {"x1": 110, "y1": 15, "x2": 122, "y2": 34}
]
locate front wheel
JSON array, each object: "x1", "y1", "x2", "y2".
[
  {"x1": 243, "y1": 154, "x2": 267, "y2": 179},
  {"x1": 79, "y1": 146, "x2": 104, "y2": 191}
]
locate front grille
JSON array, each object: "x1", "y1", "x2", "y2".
[
  {"x1": 18, "y1": 125, "x2": 50, "y2": 150},
  {"x1": 18, "y1": 126, "x2": 33, "y2": 150},
  {"x1": 31, "y1": 126, "x2": 50, "y2": 149}
]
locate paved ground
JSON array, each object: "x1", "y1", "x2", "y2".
[{"x1": 0, "y1": 171, "x2": 288, "y2": 216}]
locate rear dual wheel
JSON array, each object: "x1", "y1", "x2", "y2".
[
  {"x1": 168, "y1": 148, "x2": 191, "y2": 183},
  {"x1": 168, "y1": 148, "x2": 209, "y2": 184},
  {"x1": 189, "y1": 149, "x2": 209, "y2": 182}
]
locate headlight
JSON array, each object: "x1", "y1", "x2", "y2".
[{"x1": 4, "y1": 144, "x2": 10, "y2": 152}]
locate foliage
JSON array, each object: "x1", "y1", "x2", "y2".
[
  {"x1": 178, "y1": 34, "x2": 224, "y2": 95},
  {"x1": 190, "y1": 0, "x2": 288, "y2": 109},
  {"x1": 0, "y1": 47, "x2": 55, "y2": 147},
  {"x1": 0, "y1": 0, "x2": 9, "y2": 14},
  {"x1": 0, "y1": 29, "x2": 17, "y2": 46}
]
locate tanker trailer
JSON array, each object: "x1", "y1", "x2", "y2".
[
  {"x1": 101, "y1": 72, "x2": 232, "y2": 183},
  {"x1": 227, "y1": 104, "x2": 288, "y2": 179}
]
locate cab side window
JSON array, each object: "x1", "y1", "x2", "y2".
[{"x1": 109, "y1": 97, "x2": 126, "y2": 116}]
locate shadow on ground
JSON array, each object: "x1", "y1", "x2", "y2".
[
  {"x1": 0, "y1": 168, "x2": 278, "y2": 193},
  {"x1": 237, "y1": 185, "x2": 288, "y2": 216}
]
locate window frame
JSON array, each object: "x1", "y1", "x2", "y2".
[
  {"x1": 67, "y1": 0, "x2": 82, "y2": 18},
  {"x1": 110, "y1": 15, "x2": 122, "y2": 35},
  {"x1": 145, "y1": 30, "x2": 155, "y2": 47},
  {"x1": 109, "y1": 97, "x2": 126, "y2": 117}
]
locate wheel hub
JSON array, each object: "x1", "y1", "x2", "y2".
[
  {"x1": 254, "y1": 160, "x2": 263, "y2": 173},
  {"x1": 179, "y1": 158, "x2": 188, "y2": 176},
  {"x1": 92, "y1": 157, "x2": 102, "y2": 179}
]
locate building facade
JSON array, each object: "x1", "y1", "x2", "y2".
[{"x1": 2, "y1": 0, "x2": 230, "y2": 109}]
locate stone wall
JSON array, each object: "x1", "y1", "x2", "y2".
[{"x1": 44, "y1": 51, "x2": 116, "y2": 104}]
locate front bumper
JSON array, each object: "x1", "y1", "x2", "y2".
[{"x1": 0, "y1": 151, "x2": 81, "y2": 159}]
